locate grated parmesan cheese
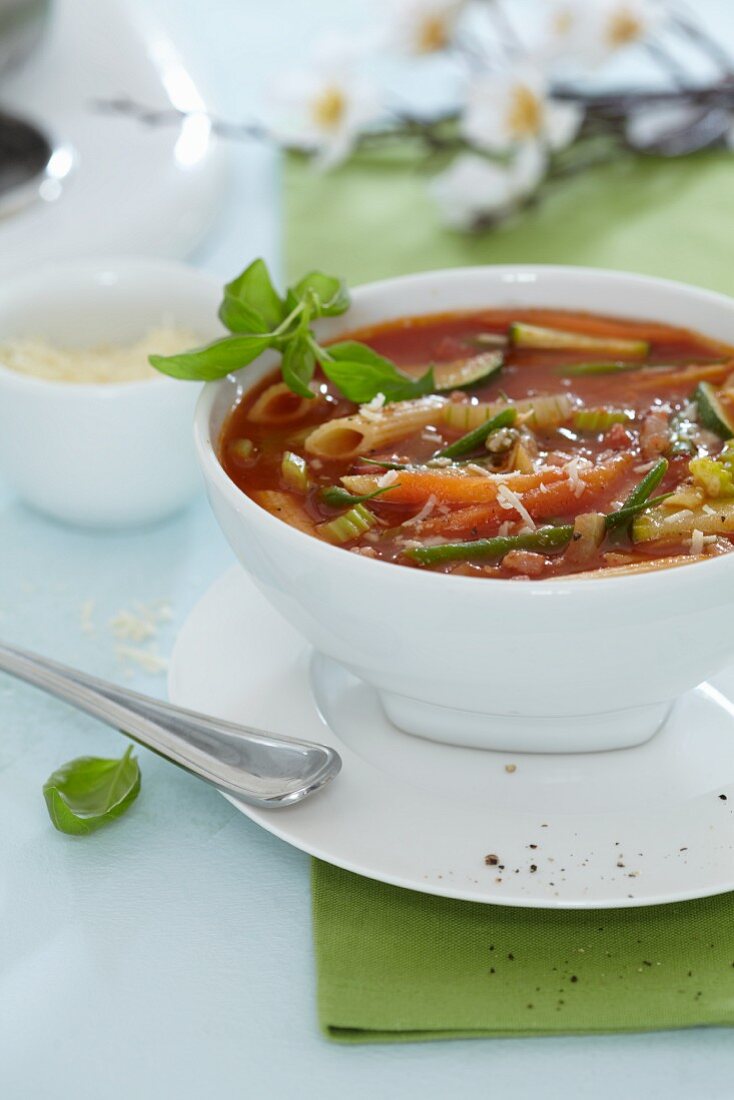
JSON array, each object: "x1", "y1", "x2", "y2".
[
  {"x1": 0, "y1": 327, "x2": 200, "y2": 385},
  {"x1": 404, "y1": 494, "x2": 438, "y2": 527},
  {"x1": 359, "y1": 393, "x2": 387, "y2": 422},
  {"x1": 110, "y1": 599, "x2": 173, "y2": 643},
  {"x1": 563, "y1": 455, "x2": 590, "y2": 499},
  {"x1": 115, "y1": 645, "x2": 169, "y2": 675},
  {"x1": 80, "y1": 600, "x2": 95, "y2": 636},
  {"x1": 689, "y1": 529, "x2": 705, "y2": 556},
  {"x1": 496, "y1": 484, "x2": 536, "y2": 530},
  {"x1": 377, "y1": 469, "x2": 399, "y2": 488}
]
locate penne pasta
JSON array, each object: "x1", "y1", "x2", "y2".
[
  {"x1": 444, "y1": 394, "x2": 574, "y2": 433},
  {"x1": 249, "y1": 382, "x2": 314, "y2": 425},
  {"x1": 305, "y1": 395, "x2": 447, "y2": 460}
]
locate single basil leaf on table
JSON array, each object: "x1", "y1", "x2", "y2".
[
  {"x1": 281, "y1": 338, "x2": 317, "y2": 399},
  {"x1": 150, "y1": 333, "x2": 272, "y2": 381},
  {"x1": 320, "y1": 341, "x2": 435, "y2": 403},
  {"x1": 43, "y1": 745, "x2": 141, "y2": 836},
  {"x1": 288, "y1": 270, "x2": 350, "y2": 318},
  {"x1": 218, "y1": 258, "x2": 286, "y2": 333}
]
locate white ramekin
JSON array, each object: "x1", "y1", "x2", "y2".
[
  {"x1": 0, "y1": 257, "x2": 221, "y2": 527},
  {"x1": 195, "y1": 265, "x2": 734, "y2": 753}
]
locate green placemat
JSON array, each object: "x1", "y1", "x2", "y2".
[
  {"x1": 314, "y1": 863, "x2": 734, "y2": 1042},
  {"x1": 284, "y1": 149, "x2": 734, "y2": 1042},
  {"x1": 285, "y1": 149, "x2": 734, "y2": 291}
]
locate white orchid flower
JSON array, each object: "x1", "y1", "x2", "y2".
[
  {"x1": 387, "y1": 0, "x2": 466, "y2": 55},
  {"x1": 462, "y1": 64, "x2": 582, "y2": 154},
  {"x1": 269, "y1": 37, "x2": 382, "y2": 168},
  {"x1": 429, "y1": 146, "x2": 548, "y2": 231},
  {"x1": 546, "y1": 0, "x2": 662, "y2": 67}
]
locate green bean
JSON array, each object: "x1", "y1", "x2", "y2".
[
  {"x1": 319, "y1": 484, "x2": 399, "y2": 508},
  {"x1": 604, "y1": 458, "x2": 668, "y2": 533},
  {"x1": 436, "y1": 407, "x2": 517, "y2": 460},
  {"x1": 405, "y1": 525, "x2": 573, "y2": 567}
]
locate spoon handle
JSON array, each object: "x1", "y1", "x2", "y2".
[{"x1": 0, "y1": 641, "x2": 340, "y2": 808}]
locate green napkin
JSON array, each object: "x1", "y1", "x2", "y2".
[
  {"x1": 314, "y1": 862, "x2": 734, "y2": 1042},
  {"x1": 284, "y1": 149, "x2": 734, "y2": 1042}
]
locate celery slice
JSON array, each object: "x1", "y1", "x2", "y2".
[
  {"x1": 573, "y1": 408, "x2": 632, "y2": 433},
  {"x1": 281, "y1": 451, "x2": 309, "y2": 492},
  {"x1": 319, "y1": 503, "x2": 376, "y2": 543}
]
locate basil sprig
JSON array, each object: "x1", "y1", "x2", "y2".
[
  {"x1": 43, "y1": 745, "x2": 141, "y2": 836},
  {"x1": 150, "y1": 258, "x2": 434, "y2": 404}
]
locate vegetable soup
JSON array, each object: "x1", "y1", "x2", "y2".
[{"x1": 219, "y1": 308, "x2": 734, "y2": 578}]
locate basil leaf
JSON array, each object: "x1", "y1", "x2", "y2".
[
  {"x1": 150, "y1": 333, "x2": 271, "y2": 381},
  {"x1": 219, "y1": 258, "x2": 286, "y2": 333},
  {"x1": 281, "y1": 338, "x2": 316, "y2": 400},
  {"x1": 320, "y1": 341, "x2": 435, "y2": 403},
  {"x1": 289, "y1": 271, "x2": 350, "y2": 317},
  {"x1": 43, "y1": 745, "x2": 141, "y2": 836}
]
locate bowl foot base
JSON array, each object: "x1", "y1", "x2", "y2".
[{"x1": 378, "y1": 691, "x2": 672, "y2": 753}]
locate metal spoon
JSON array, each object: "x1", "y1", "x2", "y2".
[{"x1": 0, "y1": 641, "x2": 341, "y2": 808}]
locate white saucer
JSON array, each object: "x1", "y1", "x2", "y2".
[{"x1": 169, "y1": 567, "x2": 734, "y2": 909}]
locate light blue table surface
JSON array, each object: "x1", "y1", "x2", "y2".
[{"x1": 3, "y1": 2, "x2": 734, "y2": 1096}]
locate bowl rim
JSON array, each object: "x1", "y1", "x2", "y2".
[
  {"x1": 0, "y1": 255, "x2": 222, "y2": 398},
  {"x1": 195, "y1": 261, "x2": 734, "y2": 596}
]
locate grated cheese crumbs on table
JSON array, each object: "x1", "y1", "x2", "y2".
[
  {"x1": 80, "y1": 599, "x2": 95, "y2": 636},
  {"x1": 110, "y1": 599, "x2": 173, "y2": 676},
  {"x1": 359, "y1": 393, "x2": 386, "y2": 422},
  {"x1": 110, "y1": 599, "x2": 173, "y2": 643},
  {"x1": 0, "y1": 327, "x2": 200, "y2": 385},
  {"x1": 496, "y1": 484, "x2": 536, "y2": 530},
  {"x1": 404, "y1": 494, "x2": 438, "y2": 527},
  {"x1": 115, "y1": 645, "x2": 169, "y2": 675}
]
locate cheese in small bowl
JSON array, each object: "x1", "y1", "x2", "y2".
[
  {"x1": 0, "y1": 258, "x2": 221, "y2": 527},
  {"x1": 0, "y1": 328, "x2": 200, "y2": 385}
]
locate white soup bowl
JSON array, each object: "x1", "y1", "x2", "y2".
[{"x1": 195, "y1": 265, "x2": 734, "y2": 753}]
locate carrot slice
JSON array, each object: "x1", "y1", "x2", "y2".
[
  {"x1": 633, "y1": 362, "x2": 733, "y2": 391},
  {"x1": 252, "y1": 491, "x2": 317, "y2": 536},
  {"x1": 413, "y1": 455, "x2": 633, "y2": 538},
  {"x1": 341, "y1": 466, "x2": 567, "y2": 505}
]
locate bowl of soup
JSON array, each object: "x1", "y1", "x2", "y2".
[{"x1": 195, "y1": 265, "x2": 734, "y2": 753}]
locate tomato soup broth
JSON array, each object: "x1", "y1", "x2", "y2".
[{"x1": 220, "y1": 308, "x2": 734, "y2": 579}]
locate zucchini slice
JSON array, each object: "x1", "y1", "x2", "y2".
[
  {"x1": 632, "y1": 500, "x2": 734, "y2": 543},
  {"x1": 509, "y1": 322, "x2": 649, "y2": 358},
  {"x1": 694, "y1": 381, "x2": 734, "y2": 440},
  {"x1": 432, "y1": 350, "x2": 503, "y2": 392}
]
